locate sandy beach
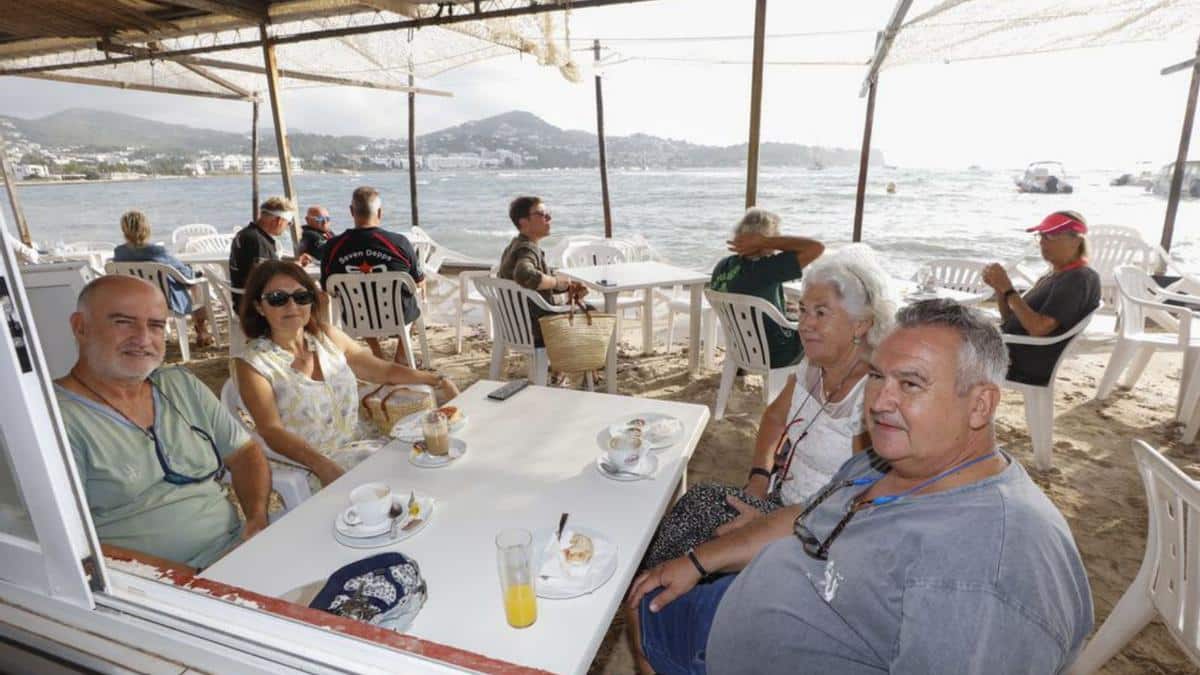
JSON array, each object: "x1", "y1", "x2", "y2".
[{"x1": 180, "y1": 317, "x2": 1200, "y2": 674}]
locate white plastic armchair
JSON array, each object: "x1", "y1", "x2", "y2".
[
  {"x1": 706, "y1": 288, "x2": 798, "y2": 420},
  {"x1": 1090, "y1": 234, "x2": 1163, "y2": 307},
  {"x1": 1067, "y1": 440, "x2": 1200, "y2": 674},
  {"x1": 1096, "y1": 266, "x2": 1200, "y2": 420},
  {"x1": 473, "y1": 277, "x2": 570, "y2": 386},
  {"x1": 219, "y1": 379, "x2": 314, "y2": 516},
  {"x1": 181, "y1": 233, "x2": 235, "y2": 255},
  {"x1": 916, "y1": 258, "x2": 993, "y2": 303},
  {"x1": 456, "y1": 269, "x2": 493, "y2": 354},
  {"x1": 1002, "y1": 304, "x2": 1099, "y2": 470},
  {"x1": 171, "y1": 224, "x2": 219, "y2": 252},
  {"x1": 105, "y1": 260, "x2": 211, "y2": 362},
  {"x1": 562, "y1": 243, "x2": 647, "y2": 339},
  {"x1": 325, "y1": 271, "x2": 431, "y2": 369}
]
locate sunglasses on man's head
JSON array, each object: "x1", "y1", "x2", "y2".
[{"x1": 262, "y1": 289, "x2": 315, "y2": 307}]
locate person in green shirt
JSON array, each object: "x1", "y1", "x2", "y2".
[
  {"x1": 55, "y1": 275, "x2": 271, "y2": 570},
  {"x1": 710, "y1": 207, "x2": 825, "y2": 367}
]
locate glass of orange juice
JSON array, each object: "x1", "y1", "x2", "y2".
[{"x1": 496, "y1": 528, "x2": 537, "y2": 628}]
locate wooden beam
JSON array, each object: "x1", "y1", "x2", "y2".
[
  {"x1": 1163, "y1": 55, "x2": 1199, "y2": 76},
  {"x1": 0, "y1": 0, "x2": 662, "y2": 75},
  {"x1": 251, "y1": 99, "x2": 260, "y2": 221},
  {"x1": 745, "y1": 0, "x2": 766, "y2": 209},
  {"x1": 594, "y1": 40, "x2": 612, "y2": 238},
  {"x1": 0, "y1": 132, "x2": 32, "y2": 246},
  {"x1": 178, "y1": 61, "x2": 255, "y2": 97},
  {"x1": 259, "y1": 24, "x2": 300, "y2": 248},
  {"x1": 1161, "y1": 34, "x2": 1200, "y2": 253},
  {"x1": 859, "y1": 0, "x2": 914, "y2": 97},
  {"x1": 14, "y1": 72, "x2": 252, "y2": 100},
  {"x1": 852, "y1": 78, "x2": 878, "y2": 243},
  {"x1": 407, "y1": 70, "x2": 419, "y2": 228},
  {"x1": 162, "y1": 0, "x2": 268, "y2": 23},
  {"x1": 97, "y1": 41, "x2": 453, "y2": 96}
]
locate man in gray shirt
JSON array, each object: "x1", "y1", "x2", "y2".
[{"x1": 628, "y1": 299, "x2": 1093, "y2": 674}]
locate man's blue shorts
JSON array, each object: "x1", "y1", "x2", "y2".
[{"x1": 638, "y1": 574, "x2": 736, "y2": 675}]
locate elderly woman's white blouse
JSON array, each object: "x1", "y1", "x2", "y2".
[{"x1": 778, "y1": 357, "x2": 868, "y2": 505}]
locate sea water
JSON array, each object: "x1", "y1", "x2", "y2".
[{"x1": 4, "y1": 166, "x2": 1198, "y2": 278}]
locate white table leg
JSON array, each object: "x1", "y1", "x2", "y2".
[
  {"x1": 605, "y1": 292, "x2": 618, "y2": 394},
  {"x1": 675, "y1": 464, "x2": 688, "y2": 501},
  {"x1": 642, "y1": 288, "x2": 655, "y2": 356},
  {"x1": 688, "y1": 284, "x2": 702, "y2": 375}
]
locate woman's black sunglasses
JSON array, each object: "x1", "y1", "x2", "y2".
[{"x1": 262, "y1": 289, "x2": 315, "y2": 307}]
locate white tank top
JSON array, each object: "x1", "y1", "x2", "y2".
[{"x1": 777, "y1": 358, "x2": 867, "y2": 505}]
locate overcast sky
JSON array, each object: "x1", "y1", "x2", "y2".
[{"x1": 1, "y1": 0, "x2": 1197, "y2": 169}]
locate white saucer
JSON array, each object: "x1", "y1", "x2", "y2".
[
  {"x1": 333, "y1": 494, "x2": 434, "y2": 548},
  {"x1": 533, "y1": 526, "x2": 618, "y2": 600},
  {"x1": 595, "y1": 452, "x2": 658, "y2": 481},
  {"x1": 606, "y1": 412, "x2": 683, "y2": 450},
  {"x1": 336, "y1": 492, "x2": 421, "y2": 538},
  {"x1": 407, "y1": 438, "x2": 467, "y2": 468},
  {"x1": 391, "y1": 410, "x2": 468, "y2": 442}
]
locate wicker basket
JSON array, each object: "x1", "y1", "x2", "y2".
[{"x1": 539, "y1": 303, "x2": 616, "y2": 374}]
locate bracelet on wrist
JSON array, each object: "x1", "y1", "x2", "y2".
[
  {"x1": 1003, "y1": 288, "x2": 1019, "y2": 301},
  {"x1": 685, "y1": 547, "x2": 709, "y2": 579},
  {"x1": 748, "y1": 467, "x2": 772, "y2": 481}
]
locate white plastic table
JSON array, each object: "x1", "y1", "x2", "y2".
[
  {"x1": 560, "y1": 261, "x2": 710, "y2": 394},
  {"x1": 202, "y1": 380, "x2": 710, "y2": 675},
  {"x1": 784, "y1": 277, "x2": 990, "y2": 306}
]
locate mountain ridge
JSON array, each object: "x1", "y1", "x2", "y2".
[{"x1": 2, "y1": 107, "x2": 884, "y2": 169}]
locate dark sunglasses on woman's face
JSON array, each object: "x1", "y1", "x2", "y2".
[{"x1": 262, "y1": 289, "x2": 316, "y2": 307}]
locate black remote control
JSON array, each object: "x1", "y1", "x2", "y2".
[{"x1": 487, "y1": 378, "x2": 531, "y2": 401}]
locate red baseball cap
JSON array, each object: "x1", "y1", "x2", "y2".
[{"x1": 1027, "y1": 211, "x2": 1087, "y2": 235}]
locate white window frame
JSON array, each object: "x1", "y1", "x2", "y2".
[{"x1": 0, "y1": 211, "x2": 543, "y2": 673}]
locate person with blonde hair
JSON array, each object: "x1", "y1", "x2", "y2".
[
  {"x1": 230, "y1": 195, "x2": 296, "y2": 313},
  {"x1": 112, "y1": 210, "x2": 214, "y2": 347},
  {"x1": 710, "y1": 207, "x2": 824, "y2": 367}
]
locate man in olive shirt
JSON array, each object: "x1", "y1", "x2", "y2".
[
  {"x1": 498, "y1": 195, "x2": 585, "y2": 346},
  {"x1": 55, "y1": 275, "x2": 271, "y2": 570}
]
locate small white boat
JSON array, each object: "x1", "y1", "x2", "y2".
[{"x1": 1015, "y1": 161, "x2": 1073, "y2": 194}]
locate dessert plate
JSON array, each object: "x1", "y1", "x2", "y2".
[
  {"x1": 533, "y1": 526, "x2": 618, "y2": 600},
  {"x1": 606, "y1": 413, "x2": 683, "y2": 450},
  {"x1": 595, "y1": 452, "x2": 658, "y2": 481},
  {"x1": 407, "y1": 438, "x2": 467, "y2": 468},
  {"x1": 391, "y1": 410, "x2": 468, "y2": 442},
  {"x1": 333, "y1": 494, "x2": 434, "y2": 549}
]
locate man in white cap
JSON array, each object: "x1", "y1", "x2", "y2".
[
  {"x1": 981, "y1": 210, "x2": 1100, "y2": 385},
  {"x1": 230, "y1": 195, "x2": 296, "y2": 313}
]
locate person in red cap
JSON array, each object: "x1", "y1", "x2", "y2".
[{"x1": 981, "y1": 210, "x2": 1101, "y2": 386}]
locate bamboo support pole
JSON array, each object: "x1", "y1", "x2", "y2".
[
  {"x1": 0, "y1": 133, "x2": 32, "y2": 246},
  {"x1": 259, "y1": 24, "x2": 300, "y2": 247},
  {"x1": 595, "y1": 40, "x2": 613, "y2": 238},
  {"x1": 745, "y1": 0, "x2": 766, "y2": 209},
  {"x1": 251, "y1": 99, "x2": 260, "y2": 220},
  {"x1": 852, "y1": 78, "x2": 878, "y2": 243},
  {"x1": 408, "y1": 71, "x2": 419, "y2": 229},
  {"x1": 1161, "y1": 34, "x2": 1200, "y2": 253}
]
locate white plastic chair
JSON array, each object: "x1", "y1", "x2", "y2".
[
  {"x1": 219, "y1": 379, "x2": 313, "y2": 515},
  {"x1": 913, "y1": 258, "x2": 994, "y2": 303},
  {"x1": 1002, "y1": 305, "x2": 1099, "y2": 470},
  {"x1": 562, "y1": 243, "x2": 647, "y2": 345},
  {"x1": 706, "y1": 288, "x2": 797, "y2": 420},
  {"x1": 1096, "y1": 266, "x2": 1199, "y2": 419},
  {"x1": 62, "y1": 240, "x2": 117, "y2": 254},
  {"x1": 171, "y1": 224, "x2": 219, "y2": 252},
  {"x1": 455, "y1": 269, "x2": 493, "y2": 354},
  {"x1": 181, "y1": 233, "x2": 235, "y2": 255},
  {"x1": 473, "y1": 277, "x2": 569, "y2": 386},
  {"x1": 1066, "y1": 439, "x2": 1200, "y2": 674},
  {"x1": 105, "y1": 261, "x2": 211, "y2": 362},
  {"x1": 1090, "y1": 225, "x2": 1146, "y2": 239},
  {"x1": 325, "y1": 271, "x2": 431, "y2": 369},
  {"x1": 1090, "y1": 234, "x2": 1163, "y2": 308}
]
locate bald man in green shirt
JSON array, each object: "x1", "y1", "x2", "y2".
[{"x1": 55, "y1": 275, "x2": 271, "y2": 570}]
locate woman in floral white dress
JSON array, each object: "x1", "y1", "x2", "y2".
[{"x1": 235, "y1": 261, "x2": 458, "y2": 489}]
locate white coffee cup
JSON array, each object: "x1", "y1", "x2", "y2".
[
  {"x1": 606, "y1": 431, "x2": 643, "y2": 468},
  {"x1": 348, "y1": 482, "x2": 392, "y2": 526}
]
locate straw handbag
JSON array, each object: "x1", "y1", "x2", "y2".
[{"x1": 539, "y1": 299, "x2": 616, "y2": 374}]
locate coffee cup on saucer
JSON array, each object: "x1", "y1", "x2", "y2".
[
  {"x1": 606, "y1": 431, "x2": 643, "y2": 469},
  {"x1": 347, "y1": 482, "x2": 392, "y2": 527}
]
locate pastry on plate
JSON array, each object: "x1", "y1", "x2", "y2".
[
  {"x1": 436, "y1": 405, "x2": 463, "y2": 425},
  {"x1": 561, "y1": 532, "x2": 594, "y2": 577}
]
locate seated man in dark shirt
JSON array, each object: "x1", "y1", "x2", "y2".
[
  {"x1": 229, "y1": 196, "x2": 295, "y2": 314},
  {"x1": 319, "y1": 186, "x2": 423, "y2": 363},
  {"x1": 497, "y1": 195, "x2": 586, "y2": 347},
  {"x1": 296, "y1": 205, "x2": 333, "y2": 261},
  {"x1": 710, "y1": 207, "x2": 824, "y2": 367},
  {"x1": 982, "y1": 210, "x2": 1101, "y2": 386}
]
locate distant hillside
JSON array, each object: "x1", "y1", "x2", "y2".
[{"x1": 1, "y1": 107, "x2": 884, "y2": 168}]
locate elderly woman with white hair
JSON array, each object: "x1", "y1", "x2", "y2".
[
  {"x1": 710, "y1": 207, "x2": 825, "y2": 367},
  {"x1": 642, "y1": 245, "x2": 895, "y2": 569}
]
